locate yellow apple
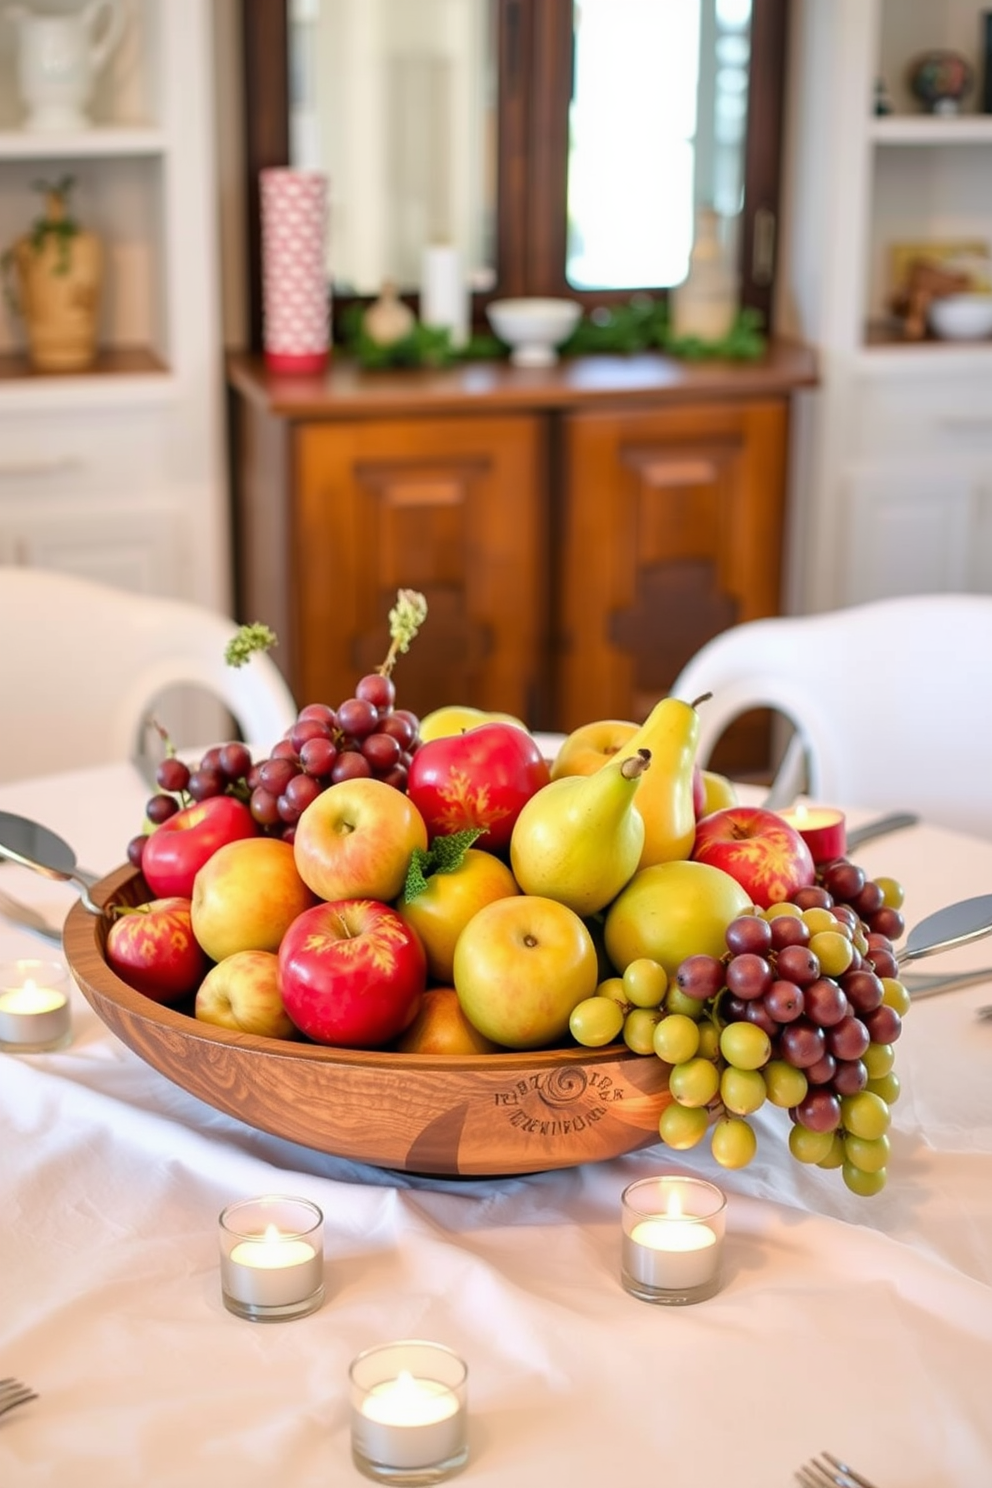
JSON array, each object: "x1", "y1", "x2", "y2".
[
  {"x1": 191, "y1": 836, "x2": 317, "y2": 962},
  {"x1": 603, "y1": 859, "x2": 752, "y2": 978},
  {"x1": 701, "y1": 769, "x2": 739, "y2": 814},
  {"x1": 549, "y1": 719, "x2": 638, "y2": 780},
  {"x1": 293, "y1": 776, "x2": 429, "y2": 902},
  {"x1": 453, "y1": 894, "x2": 599, "y2": 1049},
  {"x1": 195, "y1": 949, "x2": 297, "y2": 1038},
  {"x1": 418, "y1": 704, "x2": 530, "y2": 743},
  {"x1": 394, "y1": 986, "x2": 503, "y2": 1054},
  {"x1": 397, "y1": 847, "x2": 520, "y2": 984}
]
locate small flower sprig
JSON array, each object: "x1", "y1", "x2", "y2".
[
  {"x1": 380, "y1": 589, "x2": 428, "y2": 677},
  {"x1": 224, "y1": 622, "x2": 278, "y2": 669}
]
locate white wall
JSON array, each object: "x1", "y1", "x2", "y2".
[{"x1": 211, "y1": 0, "x2": 248, "y2": 350}]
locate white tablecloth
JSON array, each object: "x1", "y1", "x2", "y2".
[{"x1": 1, "y1": 764, "x2": 990, "y2": 1488}]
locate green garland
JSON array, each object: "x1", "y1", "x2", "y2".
[{"x1": 340, "y1": 295, "x2": 766, "y2": 370}]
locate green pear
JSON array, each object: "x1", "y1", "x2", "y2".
[
  {"x1": 622, "y1": 695, "x2": 705, "y2": 869},
  {"x1": 509, "y1": 749, "x2": 651, "y2": 916}
]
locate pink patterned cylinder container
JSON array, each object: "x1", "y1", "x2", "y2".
[{"x1": 259, "y1": 168, "x2": 330, "y2": 373}]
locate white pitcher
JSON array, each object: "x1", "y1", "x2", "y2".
[{"x1": 5, "y1": 0, "x2": 127, "y2": 132}]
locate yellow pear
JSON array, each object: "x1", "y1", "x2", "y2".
[
  {"x1": 622, "y1": 695, "x2": 705, "y2": 869},
  {"x1": 509, "y1": 749, "x2": 651, "y2": 916}
]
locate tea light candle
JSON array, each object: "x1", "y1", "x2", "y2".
[
  {"x1": 0, "y1": 960, "x2": 71, "y2": 1053},
  {"x1": 350, "y1": 1341, "x2": 469, "y2": 1483},
  {"x1": 219, "y1": 1196, "x2": 324, "y2": 1322},
  {"x1": 621, "y1": 1174, "x2": 727, "y2": 1305},
  {"x1": 778, "y1": 805, "x2": 847, "y2": 864}
]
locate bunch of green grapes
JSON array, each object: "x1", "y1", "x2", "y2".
[{"x1": 568, "y1": 860, "x2": 909, "y2": 1196}]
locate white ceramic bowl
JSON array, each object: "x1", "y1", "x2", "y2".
[
  {"x1": 486, "y1": 297, "x2": 582, "y2": 367},
  {"x1": 927, "y1": 293, "x2": 992, "y2": 341}
]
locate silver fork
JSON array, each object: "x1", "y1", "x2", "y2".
[
  {"x1": 795, "y1": 1452, "x2": 880, "y2": 1488},
  {"x1": 0, "y1": 1378, "x2": 38, "y2": 1418}
]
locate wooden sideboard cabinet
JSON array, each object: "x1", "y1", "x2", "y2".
[
  {"x1": 558, "y1": 398, "x2": 789, "y2": 737},
  {"x1": 227, "y1": 344, "x2": 816, "y2": 764}
]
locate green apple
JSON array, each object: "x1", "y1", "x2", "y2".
[
  {"x1": 701, "y1": 768, "x2": 738, "y2": 814},
  {"x1": 453, "y1": 894, "x2": 599, "y2": 1049},
  {"x1": 418, "y1": 704, "x2": 530, "y2": 743},
  {"x1": 191, "y1": 836, "x2": 317, "y2": 962},
  {"x1": 397, "y1": 847, "x2": 520, "y2": 984},
  {"x1": 549, "y1": 718, "x2": 638, "y2": 780},
  {"x1": 603, "y1": 859, "x2": 752, "y2": 978},
  {"x1": 195, "y1": 949, "x2": 297, "y2": 1039}
]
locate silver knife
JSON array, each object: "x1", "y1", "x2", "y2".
[
  {"x1": 846, "y1": 812, "x2": 920, "y2": 850},
  {"x1": 0, "y1": 888, "x2": 63, "y2": 945},
  {"x1": 901, "y1": 967, "x2": 992, "y2": 999}
]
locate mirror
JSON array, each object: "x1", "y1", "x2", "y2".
[{"x1": 286, "y1": 0, "x2": 754, "y2": 299}]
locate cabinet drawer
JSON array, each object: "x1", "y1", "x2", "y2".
[
  {"x1": 0, "y1": 407, "x2": 171, "y2": 498},
  {"x1": 851, "y1": 374, "x2": 992, "y2": 458}
]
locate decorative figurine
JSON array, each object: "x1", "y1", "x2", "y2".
[
  {"x1": 1, "y1": 176, "x2": 103, "y2": 371},
  {"x1": 907, "y1": 49, "x2": 974, "y2": 115},
  {"x1": 363, "y1": 280, "x2": 416, "y2": 346}
]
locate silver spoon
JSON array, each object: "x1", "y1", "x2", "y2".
[{"x1": 0, "y1": 811, "x2": 101, "y2": 915}]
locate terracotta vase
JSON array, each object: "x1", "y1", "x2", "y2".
[{"x1": 6, "y1": 189, "x2": 102, "y2": 372}]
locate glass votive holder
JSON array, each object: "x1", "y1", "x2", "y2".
[
  {"x1": 218, "y1": 1195, "x2": 325, "y2": 1322},
  {"x1": 0, "y1": 959, "x2": 71, "y2": 1053},
  {"x1": 621, "y1": 1173, "x2": 727, "y2": 1306},
  {"x1": 350, "y1": 1340, "x2": 469, "y2": 1485}
]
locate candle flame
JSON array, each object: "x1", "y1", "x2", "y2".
[
  {"x1": 263, "y1": 1224, "x2": 281, "y2": 1244},
  {"x1": 666, "y1": 1191, "x2": 684, "y2": 1220}
]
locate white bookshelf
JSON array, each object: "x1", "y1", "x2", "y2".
[
  {"x1": 777, "y1": 0, "x2": 992, "y2": 616},
  {"x1": 0, "y1": 0, "x2": 230, "y2": 617}
]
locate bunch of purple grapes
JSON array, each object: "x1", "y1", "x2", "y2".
[
  {"x1": 128, "y1": 671, "x2": 422, "y2": 868},
  {"x1": 672, "y1": 856, "x2": 908, "y2": 1193}
]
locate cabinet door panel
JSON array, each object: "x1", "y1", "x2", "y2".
[
  {"x1": 294, "y1": 415, "x2": 548, "y2": 723},
  {"x1": 558, "y1": 400, "x2": 789, "y2": 764}
]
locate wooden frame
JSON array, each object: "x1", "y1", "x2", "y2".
[{"x1": 240, "y1": 0, "x2": 789, "y2": 351}]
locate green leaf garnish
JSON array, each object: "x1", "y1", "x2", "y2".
[{"x1": 402, "y1": 828, "x2": 485, "y2": 903}]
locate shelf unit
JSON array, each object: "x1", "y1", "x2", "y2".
[
  {"x1": 776, "y1": 0, "x2": 992, "y2": 615},
  {"x1": 0, "y1": 0, "x2": 230, "y2": 619}
]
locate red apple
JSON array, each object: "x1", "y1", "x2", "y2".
[
  {"x1": 106, "y1": 896, "x2": 210, "y2": 1004},
  {"x1": 293, "y1": 776, "x2": 428, "y2": 903},
  {"x1": 406, "y1": 721, "x2": 551, "y2": 852},
  {"x1": 278, "y1": 899, "x2": 428, "y2": 1048},
  {"x1": 691, "y1": 805, "x2": 816, "y2": 909},
  {"x1": 141, "y1": 795, "x2": 258, "y2": 899}
]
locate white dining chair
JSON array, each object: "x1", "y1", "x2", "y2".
[
  {"x1": 669, "y1": 593, "x2": 992, "y2": 838},
  {"x1": 0, "y1": 567, "x2": 298, "y2": 783}
]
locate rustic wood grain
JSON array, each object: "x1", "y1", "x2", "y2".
[{"x1": 63, "y1": 866, "x2": 672, "y2": 1177}]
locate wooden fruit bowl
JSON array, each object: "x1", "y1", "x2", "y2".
[{"x1": 63, "y1": 866, "x2": 673, "y2": 1178}]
